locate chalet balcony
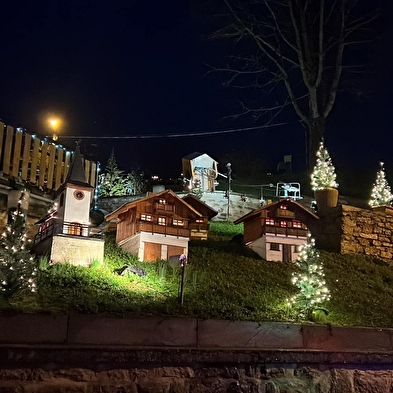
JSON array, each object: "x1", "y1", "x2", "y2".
[
  {"x1": 34, "y1": 220, "x2": 101, "y2": 244},
  {"x1": 265, "y1": 226, "x2": 308, "y2": 238},
  {"x1": 189, "y1": 222, "x2": 209, "y2": 232},
  {"x1": 137, "y1": 221, "x2": 190, "y2": 238}
]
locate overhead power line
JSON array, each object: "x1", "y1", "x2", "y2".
[{"x1": 58, "y1": 121, "x2": 292, "y2": 140}]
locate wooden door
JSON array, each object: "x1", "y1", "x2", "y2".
[
  {"x1": 168, "y1": 245, "x2": 184, "y2": 259},
  {"x1": 282, "y1": 244, "x2": 292, "y2": 262},
  {"x1": 144, "y1": 242, "x2": 161, "y2": 262}
]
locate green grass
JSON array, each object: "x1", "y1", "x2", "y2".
[{"x1": 3, "y1": 223, "x2": 393, "y2": 327}]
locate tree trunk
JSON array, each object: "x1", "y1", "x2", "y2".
[{"x1": 307, "y1": 117, "x2": 326, "y2": 169}]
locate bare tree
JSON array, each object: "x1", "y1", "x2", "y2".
[{"x1": 208, "y1": 0, "x2": 377, "y2": 167}]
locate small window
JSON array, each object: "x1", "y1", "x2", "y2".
[
  {"x1": 159, "y1": 199, "x2": 166, "y2": 204},
  {"x1": 68, "y1": 222, "x2": 82, "y2": 236},
  {"x1": 270, "y1": 243, "x2": 280, "y2": 251},
  {"x1": 280, "y1": 221, "x2": 287, "y2": 228},
  {"x1": 293, "y1": 221, "x2": 302, "y2": 228},
  {"x1": 196, "y1": 219, "x2": 203, "y2": 223},
  {"x1": 158, "y1": 217, "x2": 166, "y2": 226},
  {"x1": 279, "y1": 204, "x2": 287, "y2": 209},
  {"x1": 141, "y1": 214, "x2": 152, "y2": 222},
  {"x1": 173, "y1": 219, "x2": 184, "y2": 226},
  {"x1": 266, "y1": 218, "x2": 275, "y2": 225},
  {"x1": 295, "y1": 245, "x2": 303, "y2": 253}
]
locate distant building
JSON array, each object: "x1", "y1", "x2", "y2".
[{"x1": 182, "y1": 152, "x2": 218, "y2": 192}]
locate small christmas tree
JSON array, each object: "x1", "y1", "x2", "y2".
[
  {"x1": 311, "y1": 141, "x2": 338, "y2": 191},
  {"x1": 369, "y1": 162, "x2": 393, "y2": 207},
  {"x1": 287, "y1": 235, "x2": 330, "y2": 319},
  {"x1": 0, "y1": 202, "x2": 37, "y2": 302},
  {"x1": 98, "y1": 149, "x2": 128, "y2": 197}
]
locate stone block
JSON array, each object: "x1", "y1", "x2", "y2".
[
  {"x1": 302, "y1": 325, "x2": 393, "y2": 351},
  {"x1": 197, "y1": 320, "x2": 303, "y2": 349},
  {"x1": 67, "y1": 315, "x2": 197, "y2": 347},
  {"x1": 0, "y1": 314, "x2": 68, "y2": 344}
]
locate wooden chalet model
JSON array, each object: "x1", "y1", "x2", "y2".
[
  {"x1": 234, "y1": 199, "x2": 318, "y2": 262},
  {"x1": 33, "y1": 145, "x2": 104, "y2": 266},
  {"x1": 105, "y1": 190, "x2": 211, "y2": 262}
]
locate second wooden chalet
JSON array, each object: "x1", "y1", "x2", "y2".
[
  {"x1": 105, "y1": 190, "x2": 206, "y2": 262},
  {"x1": 234, "y1": 199, "x2": 319, "y2": 262}
]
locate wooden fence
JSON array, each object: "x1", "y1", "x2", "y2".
[{"x1": 0, "y1": 122, "x2": 97, "y2": 193}]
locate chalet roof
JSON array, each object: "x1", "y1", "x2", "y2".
[
  {"x1": 182, "y1": 194, "x2": 218, "y2": 219},
  {"x1": 105, "y1": 189, "x2": 203, "y2": 221},
  {"x1": 233, "y1": 198, "x2": 319, "y2": 225},
  {"x1": 182, "y1": 152, "x2": 218, "y2": 162}
]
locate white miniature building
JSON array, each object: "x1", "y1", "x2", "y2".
[{"x1": 33, "y1": 145, "x2": 104, "y2": 266}]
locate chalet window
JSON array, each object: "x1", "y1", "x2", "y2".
[
  {"x1": 280, "y1": 221, "x2": 287, "y2": 228},
  {"x1": 156, "y1": 199, "x2": 166, "y2": 209},
  {"x1": 292, "y1": 221, "x2": 302, "y2": 228},
  {"x1": 270, "y1": 243, "x2": 280, "y2": 251},
  {"x1": 173, "y1": 219, "x2": 184, "y2": 226},
  {"x1": 265, "y1": 218, "x2": 275, "y2": 225},
  {"x1": 68, "y1": 222, "x2": 82, "y2": 236},
  {"x1": 141, "y1": 214, "x2": 152, "y2": 222},
  {"x1": 279, "y1": 204, "x2": 287, "y2": 209},
  {"x1": 196, "y1": 219, "x2": 204, "y2": 223},
  {"x1": 158, "y1": 217, "x2": 166, "y2": 226}
]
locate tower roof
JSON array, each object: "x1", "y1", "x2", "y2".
[{"x1": 63, "y1": 144, "x2": 93, "y2": 189}]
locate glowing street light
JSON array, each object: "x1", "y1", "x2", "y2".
[{"x1": 48, "y1": 118, "x2": 61, "y2": 141}]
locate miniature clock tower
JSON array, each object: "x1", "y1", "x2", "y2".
[
  {"x1": 56, "y1": 144, "x2": 93, "y2": 236},
  {"x1": 33, "y1": 144, "x2": 104, "y2": 266}
]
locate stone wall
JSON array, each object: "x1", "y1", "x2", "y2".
[
  {"x1": 1, "y1": 314, "x2": 393, "y2": 392},
  {"x1": 312, "y1": 204, "x2": 393, "y2": 261},
  {"x1": 98, "y1": 191, "x2": 261, "y2": 223},
  {"x1": 1, "y1": 363, "x2": 393, "y2": 392}
]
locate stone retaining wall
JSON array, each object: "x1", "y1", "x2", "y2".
[
  {"x1": 312, "y1": 204, "x2": 393, "y2": 261},
  {"x1": 1, "y1": 314, "x2": 393, "y2": 392}
]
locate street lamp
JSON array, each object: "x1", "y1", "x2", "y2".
[{"x1": 48, "y1": 118, "x2": 61, "y2": 141}]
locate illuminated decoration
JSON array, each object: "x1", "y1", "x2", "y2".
[
  {"x1": 93, "y1": 162, "x2": 101, "y2": 209},
  {"x1": 191, "y1": 178, "x2": 203, "y2": 199},
  {"x1": 287, "y1": 235, "x2": 330, "y2": 319},
  {"x1": 0, "y1": 196, "x2": 37, "y2": 301},
  {"x1": 310, "y1": 141, "x2": 338, "y2": 191},
  {"x1": 369, "y1": 162, "x2": 393, "y2": 207},
  {"x1": 47, "y1": 117, "x2": 61, "y2": 141}
]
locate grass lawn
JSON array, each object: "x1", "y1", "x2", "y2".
[{"x1": 3, "y1": 221, "x2": 393, "y2": 328}]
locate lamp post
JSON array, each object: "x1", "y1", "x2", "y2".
[
  {"x1": 226, "y1": 163, "x2": 232, "y2": 219},
  {"x1": 48, "y1": 118, "x2": 61, "y2": 141},
  {"x1": 179, "y1": 254, "x2": 187, "y2": 305}
]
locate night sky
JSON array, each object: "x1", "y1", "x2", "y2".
[{"x1": 0, "y1": 1, "x2": 392, "y2": 180}]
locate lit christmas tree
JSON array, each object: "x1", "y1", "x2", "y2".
[
  {"x1": 0, "y1": 200, "x2": 37, "y2": 302},
  {"x1": 310, "y1": 141, "x2": 338, "y2": 191},
  {"x1": 369, "y1": 162, "x2": 393, "y2": 207},
  {"x1": 287, "y1": 235, "x2": 330, "y2": 319}
]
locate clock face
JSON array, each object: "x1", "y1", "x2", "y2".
[{"x1": 73, "y1": 190, "x2": 85, "y2": 200}]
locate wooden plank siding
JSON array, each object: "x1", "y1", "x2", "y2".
[{"x1": 0, "y1": 123, "x2": 98, "y2": 192}]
